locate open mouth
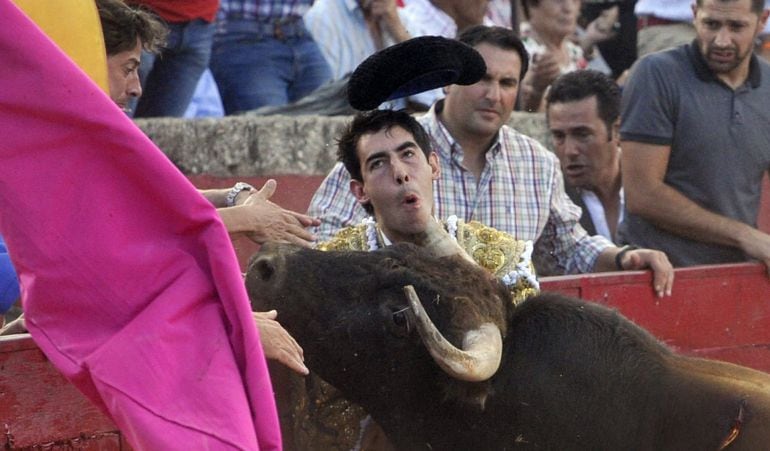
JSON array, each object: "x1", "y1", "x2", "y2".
[
  {"x1": 566, "y1": 163, "x2": 585, "y2": 172},
  {"x1": 403, "y1": 193, "x2": 419, "y2": 205}
]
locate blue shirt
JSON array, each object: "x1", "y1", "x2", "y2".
[{"x1": 0, "y1": 234, "x2": 20, "y2": 313}]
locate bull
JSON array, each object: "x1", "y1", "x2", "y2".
[{"x1": 247, "y1": 242, "x2": 770, "y2": 450}]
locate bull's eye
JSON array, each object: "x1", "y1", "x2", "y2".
[
  {"x1": 391, "y1": 306, "x2": 411, "y2": 335},
  {"x1": 254, "y1": 259, "x2": 274, "y2": 282},
  {"x1": 393, "y1": 309, "x2": 408, "y2": 327}
]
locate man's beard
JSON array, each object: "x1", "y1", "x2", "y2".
[{"x1": 699, "y1": 38, "x2": 751, "y2": 74}]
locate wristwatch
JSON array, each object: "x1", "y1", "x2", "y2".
[{"x1": 225, "y1": 182, "x2": 255, "y2": 207}]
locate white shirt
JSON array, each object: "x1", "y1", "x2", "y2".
[
  {"x1": 304, "y1": 0, "x2": 407, "y2": 80},
  {"x1": 580, "y1": 188, "x2": 624, "y2": 243},
  {"x1": 634, "y1": 0, "x2": 693, "y2": 22}
]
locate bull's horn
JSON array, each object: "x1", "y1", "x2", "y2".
[{"x1": 403, "y1": 285, "x2": 502, "y2": 382}]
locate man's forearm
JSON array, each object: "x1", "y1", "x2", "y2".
[{"x1": 628, "y1": 180, "x2": 757, "y2": 250}]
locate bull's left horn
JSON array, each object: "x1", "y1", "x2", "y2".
[{"x1": 403, "y1": 285, "x2": 502, "y2": 382}]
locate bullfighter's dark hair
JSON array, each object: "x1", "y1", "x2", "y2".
[
  {"x1": 457, "y1": 25, "x2": 529, "y2": 81},
  {"x1": 96, "y1": 0, "x2": 167, "y2": 56},
  {"x1": 337, "y1": 109, "x2": 433, "y2": 215},
  {"x1": 545, "y1": 69, "x2": 621, "y2": 138},
  {"x1": 695, "y1": 0, "x2": 765, "y2": 14}
]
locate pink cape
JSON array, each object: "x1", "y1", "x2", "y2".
[{"x1": 0, "y1": 1, "x2": 281, "y2": 449}]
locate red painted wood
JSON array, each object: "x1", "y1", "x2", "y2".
[
  {"x1": 540, "y1": 263, "x2": 770, "y2": 371},
  {"x1": 0, "y1": 335, "x2": 129, "y2": 449}
]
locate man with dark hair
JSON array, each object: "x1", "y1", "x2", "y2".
[
  {"x1": 620, "y1": 0, "x2": 770, "y2": 270},
  {"x1": 96, "y1": 0, "x2": 167, "y2": 112},
  {"x1": 309, "y1": 25, "x2": 674, "y2": 296},
  {"x1": 127, "y1": 0, "x2": 220, "y2": 118},
  {"x1": 546, "y1": 69, "x2": 623, "y2": 242}
]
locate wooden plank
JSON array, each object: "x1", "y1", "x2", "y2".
[
  {"x1": 0, "y1": 335, "x2": 126, "y2": 449},
  {"x1": 541, "y1": 263, "x2": 770, "y2": 370}
]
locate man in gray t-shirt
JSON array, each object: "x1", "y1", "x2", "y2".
[{"x1": 619, "y1": 0, "x2": 770, "y2": 270}]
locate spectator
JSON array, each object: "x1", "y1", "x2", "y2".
[
  {"x1": 486, "y1": 0, "x2": 515, "y2": 28},
  {"x1": 518, "y1": 0, "x2": 614, "y2": 111},
  {"x1": 581, "y1": 0, "x2": 637, "y2": 78},
  {"x1": 401, "y1": 0, "x2": 490, "y2": 37},
  {"x1": 99, "y1": 0, "x2": 166, "y2": 112},
  {"x1": 98, "y1": 0, "x2": 317, "y2": 247},
  {"x1": 209, "y1": 0, "x2": 333, "y2": 114},
  {"x1": 304, "y1": 0, "x2": 411, "y2": 81},
  {"x1": 759, "y1": 0, "x2": 770, "y2": 61},
  {"x1": 309, "y1": 25, "x2": 674, "y2": 297},
  {"x1": 620, "y1": 0, "x2": 770, "y2": 271},
  {"x1": 128, "y1": 0, "x2": 219, "y2": 118},
  {"x1": 398, "y1": 0, "x2": 494, "y2": 108},
  {"x1": 635, "y1": 0, "x2": 696, "y2": 57},
  {"x1": 546, "y1": 70, "x2": 623, "y2": 242}
]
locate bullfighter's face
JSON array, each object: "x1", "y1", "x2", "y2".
[
  {"x1": 350, "y1": 126, "x2": 440, "y2": 243},
  {"x1": 107, "y1": 37, "x2": 142, "y2": 113}
]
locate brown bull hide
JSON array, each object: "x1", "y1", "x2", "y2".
[{"x1": 247, "y1": 242, "x2": 770, "y2": 450}]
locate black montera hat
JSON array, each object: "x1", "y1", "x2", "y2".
[{"x1": 347, "y1": 36, "x2": 486, "y2": 111}]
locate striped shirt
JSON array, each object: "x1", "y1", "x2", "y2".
[
  {"x1": 307, "y1": 101, "x2": 613, "y2": 275},
  {"x1": 304, "y1": 0, "x2": 406, "y2": 80},
  {"x1": 217, "y1": 0, "x2": 311, "y2": 24}
]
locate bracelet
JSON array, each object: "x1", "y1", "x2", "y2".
[
  {"x1": 614, "y1": 245, "x2": 638, "y2": 270},
  {"x1": 225, "y1": 182, "x2": 255, "y2": 207}
]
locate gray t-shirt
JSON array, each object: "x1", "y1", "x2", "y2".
[{"x1": 619, "y1": 43, "x2": 770, "y2": 266}]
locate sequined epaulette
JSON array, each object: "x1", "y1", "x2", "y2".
[
  {"x1": 456, "y1": 221, "x2": 540, "y2": 305},
  {"x1": 316, "y1": 225, "x2": 369, "y2": 252}
]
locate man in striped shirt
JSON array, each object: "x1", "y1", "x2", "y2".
[{"x1": 308, "y1": 24, "x2": 674, "y2": 296}]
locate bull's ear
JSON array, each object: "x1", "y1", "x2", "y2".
[{"x1": 350, "y1": 179, "x2": 370, "y2": 205}]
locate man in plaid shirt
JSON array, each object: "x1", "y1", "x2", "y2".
[{"x1": 308, "y1": 25, "x2": 674, "y2": 296}]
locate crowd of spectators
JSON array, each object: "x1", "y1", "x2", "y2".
[{"x1": 121, "y1": 0, "x2": 770, "y2": 118}]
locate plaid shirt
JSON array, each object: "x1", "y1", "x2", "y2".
[
  {"x1": 217, "y1": 0, "x2": 311, "y2": 24},
  {"x1": 307, "y1": 102, "x2": 613, "y2": 274}
]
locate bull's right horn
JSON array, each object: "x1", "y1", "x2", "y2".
[{"x1": 403, "y1": 285, "x2": 502, "y2": 382}]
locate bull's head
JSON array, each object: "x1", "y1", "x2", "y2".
[{"x1": 246, "y1": 242, "x2": 512, "y2": 407}]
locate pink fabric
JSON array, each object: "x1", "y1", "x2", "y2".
[{"x1": 0, "y1": 1, "x2": 281, "y2": 449}]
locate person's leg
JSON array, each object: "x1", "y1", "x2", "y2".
[
  {"x1": 134, "y1": 20, "x2": 215, "y2": 118},
  {"x1": 287, "y1": 35, "x2": 332, "y2": 103},
  {"x1": 210, "y1": 28, "x2": 292, "y2": 114}
]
